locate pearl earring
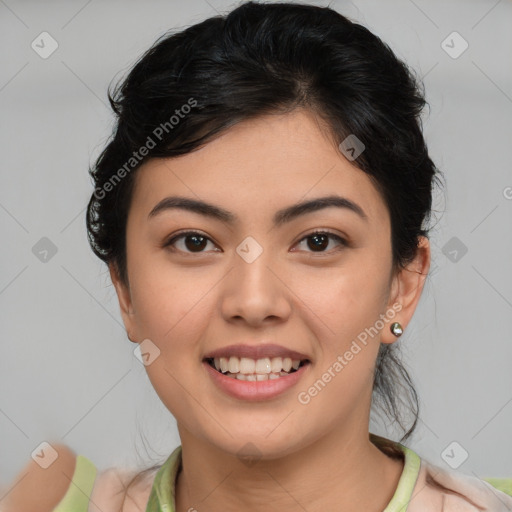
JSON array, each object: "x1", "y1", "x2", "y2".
[{"x1": 390, "y1": 322, "x2": 403, "y2": 337}]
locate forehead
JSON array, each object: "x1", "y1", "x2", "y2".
[{"x1": 129, "y1": 109, "x2": 388, "y2": 227}]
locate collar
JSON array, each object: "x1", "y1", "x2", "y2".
[{"x1": 145, "y1": 435, "x2": 421, "y2": 512}]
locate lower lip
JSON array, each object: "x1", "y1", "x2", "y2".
[{"x1": 203, "y1": 360, "x2": 310, "y2": 401}]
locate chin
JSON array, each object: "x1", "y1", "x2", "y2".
[{"x1": 197, "y1": 424, "x2": 311, "y2": 462}]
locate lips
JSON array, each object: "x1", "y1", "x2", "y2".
[
  {"x1": 203, "y1": 343, "x2": 311, "y2": 362},
  {"x1": 203, "y1": 357, "x2": 311, "y2": 401}
]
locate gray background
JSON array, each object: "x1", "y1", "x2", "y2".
[{"x1": 1, "y1": 0, "x2": 511, "y2": 490}]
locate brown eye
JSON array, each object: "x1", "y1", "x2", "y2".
[
  {"x1": 295, "y1": 231, "x2": 347, "y2": 253},
  {"x1": 164, "y1": 229, "x2": 347, "y2": 255},
  {"x1": 165, "y1": 231, "x2": 217, "y2": 253}
]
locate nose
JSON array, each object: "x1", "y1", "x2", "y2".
[{"x1": 219, "y1": 248, "x2": 292, "y2": 327}]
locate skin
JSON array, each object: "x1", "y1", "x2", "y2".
[
  {"x1": 1, "y1": 444, "x2": 77, "y2": 512},
  {"x1": 110, "y1": 108, "x2": 430, "y2": 511}
]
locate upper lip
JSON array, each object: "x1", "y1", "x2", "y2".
[{"x1": 203, "y1": 343, "x2": 311, "y2": 361}]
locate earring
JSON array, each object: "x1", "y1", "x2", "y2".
[{"x1": 390, "y1": 322, "x2": 403, "y2": 337}]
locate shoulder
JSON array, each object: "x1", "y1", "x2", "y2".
[{"x1": 407, "y1": 457, "x2": 512, "y2": 512}]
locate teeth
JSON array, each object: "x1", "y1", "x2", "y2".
[
  {"x1": 228, "y1": 356, "x2": 239, "y2": 373},
  {"x1": 255, "y1": 357, "x2": 272, "y2": 374},
  {"x1": 239, "y1": 357, "x2": 256, "y2": 374},
  {"x1": 219, "y1": 357, "x2": 229, "y2": 373},
  {"x1": 271, "y1": 357, "x2": 283, "y2": 373},
  {"x1": 233, "y1": 372, "x2": 287, "y2": 381},
  {"x1": 210, "y1": 356, "x2": 305, "y2": 376}
]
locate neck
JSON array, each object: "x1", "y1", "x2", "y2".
[{"x1": 174, "y1": 427, "x2": 404, "y2": 512}]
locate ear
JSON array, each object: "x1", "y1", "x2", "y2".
[
  {"x1": 381, "y1": 236, "x2": 430, "y2": 344},
  {"x1": 109, "y1": 262, "x2": 138, "y2": 344}
]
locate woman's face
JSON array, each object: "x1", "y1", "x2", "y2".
[{"x1": 112, "y1": 109, "x2": 421, "y2": 458}]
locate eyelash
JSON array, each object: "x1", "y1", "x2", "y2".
[{"x1": 163, "y1": 229, "x2": 348, "y2": 255}]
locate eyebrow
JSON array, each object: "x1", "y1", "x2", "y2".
[{"x1": 148, "y1": 195, "x2": 368, "y2": 226}]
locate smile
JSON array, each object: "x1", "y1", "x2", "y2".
[
  {"x1": 203, "y1": 356, "x2": 312, "y2": 401},
  {"x1": 205, "y1": 356, "x2": 310, "y2": 381}
]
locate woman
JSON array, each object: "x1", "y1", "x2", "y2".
[{"x1": 3, "y1": 2, "x2": 511, "y2": 511}]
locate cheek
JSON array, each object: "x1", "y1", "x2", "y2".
[
  {"x1": 291, "y1": 256, "x2": 389, "y2": 424},
  {"x1": 130, "y1": 278, "x2": 206, "y2": 350},
  {"x1": 293, "y1": 253, "x2": 390, "y2": 348},
  {"x1": 126, "y1": 243, "x2": 205, "y2": 337}
]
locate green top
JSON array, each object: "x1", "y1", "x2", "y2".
[
  {"x1": 145, "y1": 442, "x2": 422, "y2": 512},
  {"x1": 52, "y1": 455, "x2": 97, "y2": 512},
  {"x1": 52, "y1": 440, "x2": 512, "y2": 511}
]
